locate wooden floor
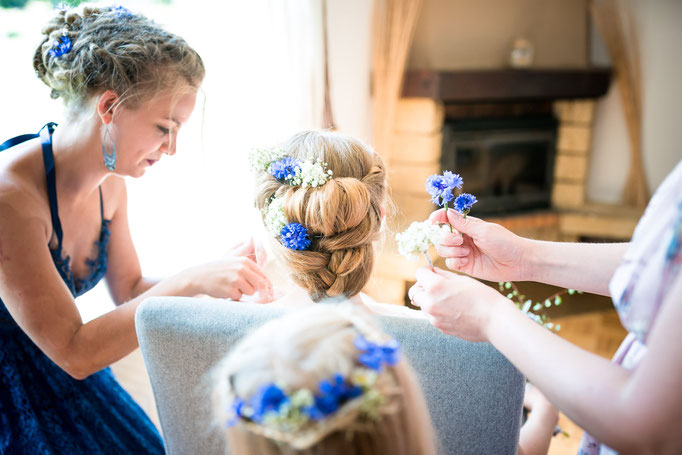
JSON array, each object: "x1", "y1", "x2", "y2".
[{"x1": 111, "y1": 307, "x2": 628, "y2": 454}]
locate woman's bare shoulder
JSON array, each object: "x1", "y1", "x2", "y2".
[
  {"x1": 0, "y1": 140, "x2": 51, "y2": 239},
  {"x1": 360, "y1": 293, "x2": 427, "y2": 319}
]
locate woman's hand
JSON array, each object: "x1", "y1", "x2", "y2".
[
  {"x1": 430, "y1": 208, "x2": 531, "y2": 282},
  {"x1": 178, "y1": 238, "x2": 273, "y2": 302},
  {"x1": 408, "y1": 266, "x2": 507, "y2": 342}
]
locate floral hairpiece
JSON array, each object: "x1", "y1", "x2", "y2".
[
  {"x1": 249, "y1": 147, "x2": 333, "y2": 188},
  {"x1": 48, "y1": 34, "x2": 72, "y2": 59},
  {"x1": 111, "y1": 5, "x2": 133, "y2": 18},
  {"x1": 226, "y1": 334, "x2": 401, "y2": 432},
  {"x1": 395, "y1": 220, "x2": 448, "y2": 266},
  {"x1": 263, "y1": 197, "x2": 312, "y2": 251}
]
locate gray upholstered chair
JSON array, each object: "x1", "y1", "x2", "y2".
[{"x1": 135, "y1": 297, "x2": 524, "y2": 454}]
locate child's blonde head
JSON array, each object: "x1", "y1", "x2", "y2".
[
  {"x1": 254, "y1": 131, "x2": 388, "y2": 302},
  {"x1": 211, "y1": 305, "x2": 437, "y2": 454}
]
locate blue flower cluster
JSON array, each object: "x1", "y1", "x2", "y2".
[
  {"x1": 269, "y1": 157, "x2": 302, "y2": 183},
  {"x1": 111, "y1": 5, "x2": 133, "y2": 18},
  {"x1": 227, "y1": 334, "x2": 403, "y2": 429},
  {"x1": 354, "y1": 335, "x2": 400, "y2": 371},
  {"x1": 425, "y1": 171, "x2": 463, "y2": 207},
  {"x1": 308, "y1": 374, "x2": 363, "y2": 420},
  {"x1": 48, "y1": 35, "x2": 72, "y2": 59},
  {"x1": 280, "y1": 222, "x2": 311, "y2": 250},
  {"x1": 454, "y1": 193, "x2": 477, "y2": 215}
]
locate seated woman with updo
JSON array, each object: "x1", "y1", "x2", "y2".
[{"x1": 241, "y1": 130, "x2": 559, "y2": 454}]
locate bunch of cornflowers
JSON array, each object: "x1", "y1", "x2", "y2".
[
  {"x1": 395, "y1": 221, "x2": 448, "y2": 266},
  {"x1": 425, "y1": 171, "x2": 477, "y2": 232}
]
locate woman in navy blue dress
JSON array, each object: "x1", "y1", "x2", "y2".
[{"x1": 0, "y1": 5, "x2": 272, "y2": 454}]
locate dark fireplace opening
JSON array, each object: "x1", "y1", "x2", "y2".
[{"x1": 441, "y1": 111, "x2": 558, "y2": 215}]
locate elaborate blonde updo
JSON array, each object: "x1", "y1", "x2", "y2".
[
  {"x1": 33, "y1": 5, "x2": 204, "y2": 107},
  {"x1": 211, "y1": 305, "x2": 438, "y2": 454},
  {"x1": 254, "y1": 131, "x2": 388, "y2": 302}
]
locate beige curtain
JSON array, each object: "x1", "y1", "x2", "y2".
[
  {"x1": 591, "y1": 0, "x2": 649, "y2": 207},
  {"x1": 371, "y1": 0, "x2": 424, "y2": 162}
]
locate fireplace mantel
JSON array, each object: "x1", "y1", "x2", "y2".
[{"x1": 402, "y1": 68, "x2": 611, "y2": 103}]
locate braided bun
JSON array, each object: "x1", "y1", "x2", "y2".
[
  {"x1": 255, "y1": 131, "x2": 387, "y2": 302},
  {"x1": 33, "y1": 5, "x2": 204, "y2": 106}
]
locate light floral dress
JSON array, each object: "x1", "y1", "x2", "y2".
[{"x1": 578, "y1": 160, "x2": 682, "y2": 455}]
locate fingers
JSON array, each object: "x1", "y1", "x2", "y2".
[
  {"x1": 231, "y1": 237, "x2": 257, "y2": 260},
  {"x1": 446, "y1": 210, "x2": 484, "y2": 237},
  {"x1": 435, "y1": 244, "x2": 469, "y2": 258},
  {"x1": 429, "y1": 209, "x2": 448, "y2": 224},
  {"x1": 415, "y1": 266, "x2": 443, "y2": 292},
  {"x1": 445, "y1": 257, "x2": 469, "y2": 270}
]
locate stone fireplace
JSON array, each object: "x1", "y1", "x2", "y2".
[{"x1": 364, "y1": 68, "x2": 644, "y2": 306}]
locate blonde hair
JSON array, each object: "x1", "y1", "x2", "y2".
[
  {"x1": 33, "y1": 5, "x2": 205, "y2": 108},
  {"x1": 254, "y1": 131, "x2": 387, "y2": 302},
  {"x1": 211, "y1": 305, "x2": 438, "y2": 455}
]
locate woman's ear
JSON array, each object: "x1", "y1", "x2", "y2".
[
  {"x1": 380, "y1": 206, "x2": 386, "y2": 221},
  {"x1": 96, "y1": 90, "x2": 120, "y2": 125}
]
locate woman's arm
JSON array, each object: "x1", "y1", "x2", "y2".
[
  {"x1": 414, "y1": 266, "x2": 682, "y2": 454},
  {"x1": 430, "y1": 208, "x2": 628, "y2": 296}
]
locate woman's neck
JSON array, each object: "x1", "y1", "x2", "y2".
[{"x1": 50, "y1": 113, "x2": 110, "y2": 203}]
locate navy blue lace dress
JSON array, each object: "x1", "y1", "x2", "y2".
[{"x1": 0, "y1": 124, "x2": 164, "y2": 454}]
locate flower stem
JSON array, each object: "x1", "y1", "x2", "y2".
[
  {"x1": 444, "y1": 203, "x2": 453, "y2": 233},
  {"x1": 424, "y1": 253, "x2": 434, "y2": 269}
]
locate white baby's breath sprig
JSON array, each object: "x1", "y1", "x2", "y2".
[
  {"x1": 249, "y1": 147, "x2": 286, "y2": 173},
  {"x1": 263, "y1": 197, "x2": 288, "y2": 237},
  {"x1": 290, "y1": 159, "x2": 333, "y2": 188},
  {"x1": 395, "y1": 221, "x2": 447, "y2": 266}
]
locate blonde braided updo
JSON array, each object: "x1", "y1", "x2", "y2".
[
  {"x1": 33, "y1": 5, "x2": 204, "y2": 107},
  {"x1": 254, "y1": 131, "x2": 388, "y2": 302}
]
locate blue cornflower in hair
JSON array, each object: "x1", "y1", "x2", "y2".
[
  {"x1": 269, "y1": 156, "x2": 302, "y2": 183},
  {"x1": 111, "y1": 5, "x2": 133, "y2": 18},
  {"x1": 454, "y1": 193, "x2": 478, "y2": 218},
  {"x1": 226, "y1": 397, "x2": 245, "y2": 427},
  {"x1": 306, "y1": 374, "x2": 363, "y2": 420},
  {"x1": 354, "y1": 335, "x2": 400, "y2": 371},
  {"x1": 48, "y1": 35, "x2": 72, "y2": 59},
  {"x1": 249, "y1": 384, "x2": 289, "y2": 423},
  {"x1": 280, "y1": 223, "x2": 311, "y2": 250}
]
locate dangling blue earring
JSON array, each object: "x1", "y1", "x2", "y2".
[{"x1": 102, "y1": 125, "x2": 117, "y2": 171}]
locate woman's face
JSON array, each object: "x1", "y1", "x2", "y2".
[{"x1": 109, "y1": 89, "x2": 197, "y2": 177}]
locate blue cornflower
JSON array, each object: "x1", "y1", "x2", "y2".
[
  {"x1": 111, "y1": 6, "x2": 133, "y2": 18},
  {"x1": 249, "y1": 383, "x2": 289, "y2": 423},
  {"x1": 354, "y1": 335, "x2": 400, "y2": 371},
  {"x1": 425, "y1": 171, "x2": 462, "y2": 207},
  {"x1": 48, "y1": 35, "x2": 72, "y2": 59},
  {"x1": 269, "y1": 156, "x2": 302, "y2": 182},
  {"x1": 305, "y1": 374, "x2": 363, "y2": 420},
  {"x1": 454, "y1": 193, "x2": 477, "y2": 217},
  {"x1": 280, "y1": 222, "x2": 311, "y2": 250},
  {"x1": 226, "y1": 397, "x2": 245, "y2": 427}
]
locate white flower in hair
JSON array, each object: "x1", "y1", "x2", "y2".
[
  {"x1": 263, "y1": 197, "x2": 288, "y2": 237},
  {"x1": 249, "y1": 147, "x2": 286, "y2": 173},
  {"x1": 395, "y1": 221, "x2": 447, "y2": 261},
  {"x1": 290, "y1": 159, "x2": 334, "y2": 188}
]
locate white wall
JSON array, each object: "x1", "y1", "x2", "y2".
[{"x1": 588, "y1": 0, "x2": 682, "y2": 202}]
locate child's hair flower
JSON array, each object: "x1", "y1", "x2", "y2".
[
  {"x1": 269, "y1": 156, "x2": 302, "y2": 183},
  {"x1": 425, "y1": 171, "x2": 462, "y2": 207},
  {"x1": 48, "y1": 34, "x2": 72, "y2": 59},
  {"x1": 354, "y1": 335, "x2": 400, "y2": 372},
  {"x1": 454, "y1": 193, "x2": 478, "y2": 216},
  {"x1": 280, "y1": 222, "x2": 311, "y2": 251},
  {"x1": 110, "y1": 5, "x2": 133, "y2": 18}
]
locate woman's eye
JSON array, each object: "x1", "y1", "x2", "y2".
[{"x1": 157, "y1": 126, "x2": 170, "y2": 135}]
